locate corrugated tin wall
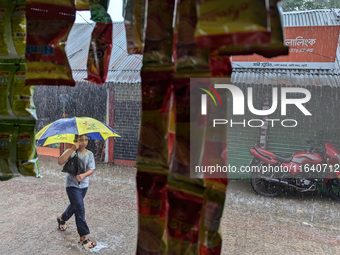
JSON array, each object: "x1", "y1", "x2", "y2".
[
  {"x1": 113, "y1": 82, "x2": 141, "y2": 161},
  {"x1": 282, "y1": 9, "x2": 340, "y2": 27},
  {"x1": 66, "y1": 23, "x2": 142, "y2": 84}
]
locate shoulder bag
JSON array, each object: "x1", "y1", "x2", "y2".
[{"x1": 62, "y1": 151, "x2": 81, "y2": 176}]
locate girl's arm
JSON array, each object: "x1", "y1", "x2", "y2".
[
  {"x1": 57, "y1": 143, "x2": 79, "y2": 165},
  {"x1": 77, "y1": 169, "x2": 94, "y2": 182}
]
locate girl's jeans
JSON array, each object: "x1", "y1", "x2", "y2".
[{"x1": 62, "y1": 187, "x2": 90, "y2": 237}]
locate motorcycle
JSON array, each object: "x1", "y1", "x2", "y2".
[{"x1": 249, "y1": 138, "x2": 340, "y2": 201}]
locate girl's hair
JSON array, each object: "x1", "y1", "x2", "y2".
[{"x1": 75, "y1": 134, "x2": 88, "y2": 140}]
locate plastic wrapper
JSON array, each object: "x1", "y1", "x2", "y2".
[
  {"x1": 137, "y1": 70, "x2": 173, "y2": 169},
  {"x1": 86, "y1": 22, "x2": 113, "y2": 84},
  {"x1": 0, "y1": 62, "x2": 16, "y2": 117},
  {"x1": 198, "y1": 80, "x2": 228, "y2": 254},
  {"x1": 136, "y1": 170, "x2": 168, "y2": 254},
  {"x1": 0, "y1": 121, "x2": 19, "y2": 181},
  {"x1": 167, "y1": 77, "x2": 207, "y2": 254},
  {"x1": 195, "y1": 0, "x2": 270, "y2": 55},
  {"x1": 11, "y1": 0, "x2": 26, "y2": 58},
  {"x1": 199, "y1": 179, "x2": 228, "y2": 255},
  {"x1": 138, "y1": 113, "x2": 170, "y2": 169},
  {"x1": 174, "y1": 0, "x2": 210, "y2": 76},
  {"x1": 10, "y1": 63, "x2": 37, "y2": 118},
  {"x1": 255, "y1": 0, "x2": 288, "y2": 58},
  {"x1": 17, "y1": 120, "x2": 39, "y2": 177},
  {"x1": 86, "y1": 0, "x2": 112, "y2": 84},
  {"x1": 25, "y1": 0, "x2": 76, "y2": 86},
  {"x1": 143, "y1": 0, "x2": 175, "y2": 70},
  {"x1": 168, "y1": 92, "x2": 175, "y2": 160},
  {"x1": 136, "y1": 70, "x2": 172, "y2": 253},
  {"x1": 170, "y1": 77, "x2": 191, "y2": 177},
  {"x1": 188, "y1": 78, "x2": 228, "y2": 254},
  {"x1": 0, "y1": 120, "x2": 39, "y2": 180},
  {"x1": 134, "y1": 0, "x2": 146, "y2": 53},
  {"x1": 166, "y1": 174, "x2": 204, "y2": 254},
  {"x1": 0, "y1": 1, "x2": 16, "y2": 58},
  {"x1": 123, "y1": 0, "x2": 144, "y2": 54},
  {"x1": 209, "y1": 50, "x2": 232, "y2": 78},
  {"x1": 124, "y1": 0, "x2": 139, "y2": 53},
  {"x1": 89, "y1": 0, "x2": 111, "y2": 23},
  {"x1": 76, "y1": 0, "x2": 90, "y2": 10},
  {"x1": 0, "y1": 2, "x2": 10, "y2": 56},
  {"x1": 199, "y1": 96, "x2": 228, "y2": 252},
  {"x1": 201, "y1": 77, "x2": 229, "y2": 179}
]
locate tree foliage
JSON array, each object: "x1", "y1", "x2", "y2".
[{"x1": 281, "y1": 0, "x2": 340, "y2": 12}]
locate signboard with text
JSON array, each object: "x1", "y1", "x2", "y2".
[{"x1": 232, "y1": 26, "x2": 340, "y2": 69}]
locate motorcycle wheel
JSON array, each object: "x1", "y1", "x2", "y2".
[
  {"x1": 326, "y1": 179, "x2": 340, "y2": 201},
  {"x1": 250, "y1": 160, "x2": 284, "y2": 197}
]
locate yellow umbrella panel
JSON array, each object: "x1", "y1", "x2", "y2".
[
  {"x1": 37, "y1": 133, "x2": 118, "y2": 146},
  {"x1": 36, "y1": 117, "x2": 120, "y2": 146}
]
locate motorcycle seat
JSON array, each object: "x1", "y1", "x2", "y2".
[{"x1": 274, "y1": 154, "x2": 293, "y2": 163}]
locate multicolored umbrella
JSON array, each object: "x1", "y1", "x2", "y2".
[{"x1": 36, "y1": 117, "x2": 120, "y2": 146}]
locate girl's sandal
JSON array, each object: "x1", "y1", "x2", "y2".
[
  {"x1": 80, "y1": 239, "x2": 96, "y2": 249},
  {"x1": 57, "y1": 217, "x2": 67, "y2": 231}
]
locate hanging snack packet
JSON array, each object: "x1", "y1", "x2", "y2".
[
  {"x1": 0, "y1": 62, "x2": 16, "y2": 117},
  {"x1": 123, "y1": 0, "x2": 127, "y2": 14},
  {"x1": 167, "y1": 77, "x2": 208, "y2": 254},
  {"x1": 76, "y1": 0, "x2": 90, "y2": 10},
  {"x1": 25, "y1": 0, "x2": 76, "y2": 86},
  {"x1": 10, "y1": 63, "x2": 36, "y2": 119},
  {"x1": 209, "y1": 50, "x2": 232, "y2": 77},
  {"x1": 166, "y1": 175, "x2": 204, "y2": 254},
  {"x1": 0, "y1": 2, "x2": 10, "y2": 56},
  {"x1": 170, "y1": 78, "x2": 192, "y2": 176},
  {"x1": 17, "y1": 120, "x2": 39, "y2": 177},
  {"x1": 199, "y1": 179, "x2": 228, "y2": 254},
  {"x1": 86, "y1": 23, "x2": 112, "y2": 84},
  {"x1": 198, "y1": 89, "x2": 228, "y2": 253},
  {"x1": 170, "y1": 78, "x2": 211, "y2": 179},
  {"x1": 0, "y1": 121, "x2": 20, "y2": 181},
  {"x1": 137, "y1": 71, "x2": 172, "y2": 169},
  {"x1": 135, "y1": 0, "x2": 146, "y2": 53},
  {"x1": 124, "y1": 0, "x2": 138, "y2": 53},
  {"x1": 143, "y1": 0, "x2": 175, "y2": 70},
  {"x1": 0, "y1": 1, "x2": 16, "y2": 58},
  {"x1": 174, "y1": 0, "x2": 210, "y2": 76},
  {"x1": 86, "y1": 0, "x2": 113, "y2": 84},
  {"x1": 124, "y1": 0, "x2": 143, "y2": 54},
  {"x1": 255, "y1": 0, "x2": 288, "y2": 58},
  {"x1": 195, "y1": 0, "x2": 270, "y2": 55},
  {"x1": 136, "y1": 71, "x2": 172, "y2": 253},
  {"x1": 168, "y1": 92, "x2": 175, "y2": 159},
  {"x1": 11, "y1": 0, "x2": 26, "y2": 58},
  {"x1": 136, "y1": 169, "x2": 168, "y2": 254},
  {"x1": 89, "y1": 0, "x2": 111, "y2": 23}
]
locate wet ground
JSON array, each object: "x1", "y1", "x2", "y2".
[{"x1": 1, "y1": 156, "x2": 340, "y2": 254}]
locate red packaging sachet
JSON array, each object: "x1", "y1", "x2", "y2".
[
  {"x1": 25, "y1": 0, "x2": 75, "y2": 86},
  {"x1": 86, "y1": 0, "x2": 113, "y2": 84},
  {"x1": 86, "y1": 22, "x2": 113, "y2": 84}
]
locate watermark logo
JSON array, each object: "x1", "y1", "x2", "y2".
[
  {"x1": 199, "y1": 85, "x2": 222, "y2": 115},
  {"x1": 200, "y1": 84, "x2": 312, "y2": 128}
]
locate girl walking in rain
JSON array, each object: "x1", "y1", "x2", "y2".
[{"x1": 57, "y1": 134, "x2": 96, "y2": 249}]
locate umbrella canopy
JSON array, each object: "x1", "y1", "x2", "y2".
[{"x1": 36, "y1": 117, "x2": 120, "y2": 146}]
